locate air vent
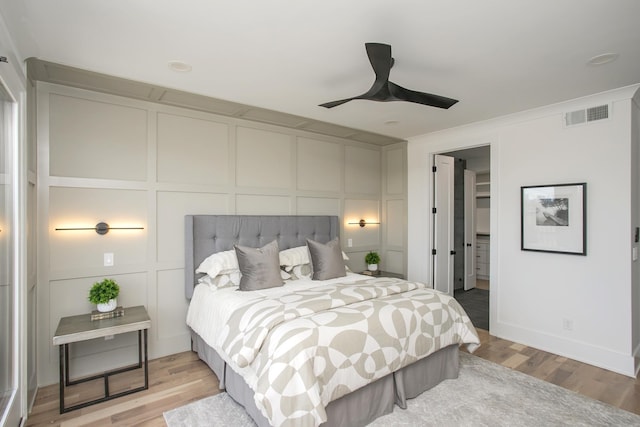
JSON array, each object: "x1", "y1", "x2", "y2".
[
  {"x1": 565, "y1": 104, "x2": 609, "y2": 127},
  {"x1": 587, "y1": 104, "x2": 608, "y2": 121}
]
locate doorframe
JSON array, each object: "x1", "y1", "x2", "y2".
[
  {"x1": 426, "y1": 143, "x2": 494, "y2": 327},
  {"x1": 0, "y1": 20, "x2": 29, "y2": 426},
  {"x1": 464, "y1": 169, "x2": 477, "y2": 291}
]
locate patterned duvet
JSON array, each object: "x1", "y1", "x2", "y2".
[{"x1": 187, "y1": 275, "x2": 479, "y2": 427}]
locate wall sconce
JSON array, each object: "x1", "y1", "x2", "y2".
[
  {"x1": 55, "y1": 222, "x2": 144, "y2": 235},
  {"x1": 348, "y1": 219, "x2": 381, "y2": 228}
]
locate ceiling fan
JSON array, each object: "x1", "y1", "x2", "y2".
[{"x1": 319, "y1": 42, "x2": 458, "y2": 110}]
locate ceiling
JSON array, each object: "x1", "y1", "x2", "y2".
[{"x1": 2, "y1": 1, "x2": 640, "y2": 141}]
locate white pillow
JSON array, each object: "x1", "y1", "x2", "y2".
[
  {"x1": 287, "y1": 263, "x2": 312, "y2": 281},
  {"x1": 198, "y1": 271, "x2": 240, "y2": 290},
  {"x1": 196, "y1": 249, "x2": 239, "y2": 278},
  {"x1": 197, "y1": 248, "x2": 294, "y2": 282},
  {"x1": 279, "y1": 245, "x2": 349, "y2": 271},
  {"x1": 279, "y1": 246, "x2": 310, "y2": 270},
  {"x1": 280, "y1": 269, "x2": 292, "y2": 280}
]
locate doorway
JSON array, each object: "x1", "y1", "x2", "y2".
[
  {"x1": 433, "y1": 145, "x2": 490, "y2": 330},
  {"x1": 0, "y1": 75, "x2": 21, "y2": 426}
]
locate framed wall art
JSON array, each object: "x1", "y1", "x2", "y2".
[{"x1": 521, "y1": 183, "x2": 586, "y2": 255}]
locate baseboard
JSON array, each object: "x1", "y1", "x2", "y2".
[
  {"x1": 633, "y1": 341, "x2": 640, "y2": 377},
  {"x1": 27, "y1": 385, "x2": 38, "y2": 414},
  {"x1": 492, "y1": 321, "x2": 637, "y2": 377}
]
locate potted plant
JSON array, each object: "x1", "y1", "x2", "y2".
[
  {"x1": 365, "y1": 251, "x2": 380, "y2": 272},
  {"x1": 88, "y1": 278, "x2": 120, "y2": 312}
]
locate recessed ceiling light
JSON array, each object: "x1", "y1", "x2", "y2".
[
  {"x1": 384, "y1": 120, "x2": 399, "y2": 126},
  {"x1": 587, "y1": 53, "x2": 619, "y2": 66},
  {"x1": 168, "y1": 60, "x2": 192, "y2": 72}
]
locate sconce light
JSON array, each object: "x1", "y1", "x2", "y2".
[
  {"x1": 348, "y1": 219, "x2": 381, "y2": 228},
  {"x1": 55, "y1": 222, "x2": 144, "y2": 235}
]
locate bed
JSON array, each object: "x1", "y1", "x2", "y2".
[{"x1": 185, "y1": 215, "x2": 479, "y2": 427}]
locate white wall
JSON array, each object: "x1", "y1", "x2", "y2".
[
  {"x1": 408, "y1": 85, "x2": 640, "y2": 376},
  {"x1": 36, "y1": 83, "x2": 407, "y2": 386}
]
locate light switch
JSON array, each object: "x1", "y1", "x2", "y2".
[
  {"x1": 104, "y1": 252, "x2": 114, "y2": 266},
  {"x1": 347, "y1": 238, "x2": 353, "y2": 247},
  {"x1": 633, "y1": 247, "x2": 638, "y2": 262}
]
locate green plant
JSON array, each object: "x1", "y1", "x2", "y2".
[
  {"x1": 88, "y1": 278, "x2": 120, "y2": 304},
  {"x1": 365, "y1": 251, "x2": 380, "y2": 265}
]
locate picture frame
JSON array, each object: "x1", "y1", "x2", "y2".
[{"x1": 521, "y1": 183, "x2": 586, "y2": 255}]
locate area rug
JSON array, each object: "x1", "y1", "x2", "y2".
[{"x1": 164, "y1": 352, "x2": 640, "y2": 426}]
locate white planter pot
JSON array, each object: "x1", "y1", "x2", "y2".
[
  {"x1": 97, "y1": 298, "x2": 117, "y2": 313},
  {"x1": 367, "y1": 264, "x2": 378, "y2": 272}
]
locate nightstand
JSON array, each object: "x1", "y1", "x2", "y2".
[
  {"x1": 53, "y1": 305, "x2": 151, "y2": 413},
  {"x1": 360, "y1": 270, "x2": 405, "y2": 279}
]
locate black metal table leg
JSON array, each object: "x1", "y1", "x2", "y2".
[
  {"x1": 59, "y1": 345, "x2": 65, "y2": 414},
  {"x1": 58, "y1": 330, "x2": 150, "y2": 413},
  {"x1": 144, "y1": 329, "x2": 148, "y2": 389}
]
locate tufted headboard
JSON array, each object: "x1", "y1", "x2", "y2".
[{"x1": 185, "y1": 215, "x2": 339, "y2": 298}]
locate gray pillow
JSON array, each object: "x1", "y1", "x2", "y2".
[
  {"x1": 235, "y1": 240, "x2": 283, "y2": 291},
  {"x1": 306, "y1": 238, "x2": 346, "y2": 281}
]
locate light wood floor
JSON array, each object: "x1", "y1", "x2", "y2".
[
  {"x1": 476, "y1": 278, "x2": 489, "y2": 290},
  {"x1": 27, "y1": 330, "x2": 640, "y2": 426},
  {"x1": 26, "y1": 351, "x2": 220, "y2": 427}
]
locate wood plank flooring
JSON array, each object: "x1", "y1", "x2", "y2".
[
  {"x1": 468, "y1": 329, "x2": 640, "y2": 415},
  {"x1": 475, "y1": 278, "x2": 490, "y2": 290},
  {"x1": 26, "y1": 351, "x2": 220, "y2": 427},
  {"x1": 27, "y1": 330, "x2": 640, "y2": 426}
]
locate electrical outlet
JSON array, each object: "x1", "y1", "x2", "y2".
[
  {"x1": 104, "y1": 335, "x2": 114, "y2": 340},
  {"x1": 104, "y1": 252, "x2": 114, "y2": 267},
  {"x1": 562, "y1": 318, "x2": 573, "y2": 331}
]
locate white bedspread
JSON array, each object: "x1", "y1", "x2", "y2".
[{"x1": 187, "y1": 275, "x2": 479, "y2": 427}]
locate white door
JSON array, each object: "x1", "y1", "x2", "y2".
[
  {"x1": 464, "y1": 170, "x2": 477, "y2": 290},
  {"x1": 433, "y1": 154, "x2": 455, "y2": 296}
]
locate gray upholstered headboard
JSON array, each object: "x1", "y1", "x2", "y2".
[{"x1": 185, "y1": 215, "x2": 340, "y2": 298}]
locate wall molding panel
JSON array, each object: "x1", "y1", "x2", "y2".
[{"x1": 35, "y1": 82, "x2": 408, "y2": 386}]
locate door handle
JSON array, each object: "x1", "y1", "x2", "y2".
[
  {"x1": 466, "y1": 243, "x2": 472, "y2": 247},
  {"x1": 450, "y1": 250, "x2": 456, "y2": 255}
]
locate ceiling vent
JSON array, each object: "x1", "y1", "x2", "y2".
[{"x1": 564, "y1": 104, "x2": 609, "y2": 127}]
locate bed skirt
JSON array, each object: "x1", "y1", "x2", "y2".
[{"x1": 190, "y1": 330, "x2": 460, "y2": 427}]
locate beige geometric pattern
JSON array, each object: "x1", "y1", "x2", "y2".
[{"x1": 219, "y1": 277, "x2": 480, "y2": 427}]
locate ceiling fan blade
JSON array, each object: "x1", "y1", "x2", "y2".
[
  {"x1": 319, "y1": 97, "x2": 358, "y2": 108},
  {"x1": 320, "y1": 43, "x2": 393, "y2": 108},
  {"x1": 365, "y1": 43, "x2": 393, "y2": 84},
  {"x1": 319, "y1": 42, "x2": 459, "y2": 110},
  {"x1": 388, "y1": 82, "x2": 458, "y2": 109}
]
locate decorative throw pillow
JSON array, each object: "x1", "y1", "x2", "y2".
[
  {"x1": 306, "y1": 238, "x2": 347, "y2": 280},
  {"x1": 235, "y1": 240, "x2": 283, "y2": 291}
]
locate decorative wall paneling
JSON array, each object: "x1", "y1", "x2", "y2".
[{"x1": 36, "y1": 82, "x2": 407, "y2": 385}]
